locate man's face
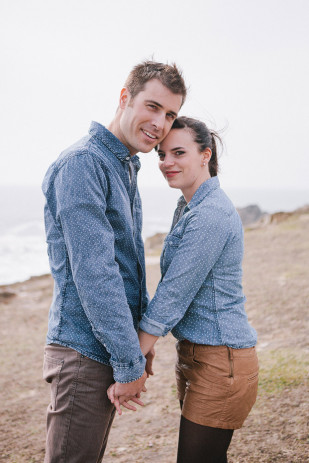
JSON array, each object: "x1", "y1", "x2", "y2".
[{"x1": 118, "y1": 79, "x2": 183, "y2": 155}]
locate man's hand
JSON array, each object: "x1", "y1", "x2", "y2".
[
  {"x1": 145, "y1": 347, "x2": 155, "y2": 377},
  {"x1": 107, "y1": 370, "x2": 147, "y2": 415},
  {"x1": 107, "y1": 384, "x2": 145, "y2": 415}
]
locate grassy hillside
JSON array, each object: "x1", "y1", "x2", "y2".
[{"x1": 0, "y1": 210, "x2": 308, "y2": 462}]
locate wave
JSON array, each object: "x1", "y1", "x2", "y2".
[
  {"x1": 0, "y1": 220, "x2": 49, "y2": 285},
  {"x1": 0, "y1": 185, "x2": 308, "y2": 285}
]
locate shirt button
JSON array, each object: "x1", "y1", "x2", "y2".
[{"x1": 125, "y1": 156, "x2": 130, "y2": 160}]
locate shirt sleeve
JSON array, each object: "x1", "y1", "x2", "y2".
[
  {"x1": 52, "y1": 152, "x2": 145, "y2": 383},
  {"x1": 139, "y1": 209, "x2": 232, "y2": 336}
]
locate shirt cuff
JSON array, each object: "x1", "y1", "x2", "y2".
[
  {"x1": 110, "y1": 354, "x2": 146, "y2": 384},
  {"x1": 139, "y1": 314, "x2": 170, "y2": 337}
]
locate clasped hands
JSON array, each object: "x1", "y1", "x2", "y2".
[{"x1": 107, "y1": 348, "x2": 155, "y2": 415}]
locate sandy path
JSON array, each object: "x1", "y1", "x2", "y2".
[{"x1": 0, "y1": 211, "x2": 308, "y2": 462}]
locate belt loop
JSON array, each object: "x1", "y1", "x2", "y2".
[{"x1": 227, "y1": 347, "x2": 234, "y2": 378}]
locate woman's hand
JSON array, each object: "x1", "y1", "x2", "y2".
[{"x1": 107, "y1": 371, "x2": 147, "y2": 415}]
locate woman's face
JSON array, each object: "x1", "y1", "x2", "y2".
[{"x1": 157, "y1": 128, "x2": 211, "y2": 201}]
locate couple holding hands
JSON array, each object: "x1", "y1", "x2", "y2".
[{"x1": 42, "y1": 60, "x2": 258, "y2": 463}]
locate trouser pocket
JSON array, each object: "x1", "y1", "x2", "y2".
[{"x1": 43, "y1": 352, "x2": 64, "y2": 411}]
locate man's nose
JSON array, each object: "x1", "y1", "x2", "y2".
[{"x1": 152, "y1": 112, "x2": 165, "y2": 131}]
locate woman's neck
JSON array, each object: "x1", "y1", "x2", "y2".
[{"x1": 181, "y1": 173, "x2": 211, "y2": 203}]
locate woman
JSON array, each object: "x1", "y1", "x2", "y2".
[{"x1": 112, "y1": 117, "x2": 258, "y2": 463}]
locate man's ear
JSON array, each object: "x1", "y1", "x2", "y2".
[{"x1": 119, "y1": 87, "x2": 129, "y2": 109}]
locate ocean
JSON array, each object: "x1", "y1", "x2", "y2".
[{"x1": 0, "y1": 184, "x2": 308, "y2": 285}]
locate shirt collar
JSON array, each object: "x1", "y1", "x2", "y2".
[
  {"x1": 89, "y1": 121, "x2": 141, "y2": 171},
  {"x1": 178, "y1": 176, "x2": 220, "y2": 211}
]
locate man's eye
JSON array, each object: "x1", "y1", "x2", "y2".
[
  {"x1": 148, "y1": 104, "x2": 157, "y2": 110},
  {"x1": 167, "y1": 113, "x2": 175, "y2": 120}
]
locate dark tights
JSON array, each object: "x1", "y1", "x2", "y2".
[{"x1": 177, "y1": 402, "x2": 234, "y2": 463}]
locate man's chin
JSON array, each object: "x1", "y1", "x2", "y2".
[{"x1": 138, "y1": 143, "x2": 157, "y2": 153}]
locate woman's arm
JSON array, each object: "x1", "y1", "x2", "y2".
[
  {"x1": 139, "y1": 330, "x2": 158, "y2": 356},
  {"x1": 139, "y1": 330, "x2": 158, "y2": 377},
  {"x1": 139, "y1": 210, "x2": 231, "y2": 337}
]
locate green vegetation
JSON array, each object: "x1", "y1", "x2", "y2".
[{"x1": 258, "y1": 348, "x2": 309, "y2": 395}]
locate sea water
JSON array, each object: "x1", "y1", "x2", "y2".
[{"x1": 0, "y1": 185, "x2": 308, "y2": 285}]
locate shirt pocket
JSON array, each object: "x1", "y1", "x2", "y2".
[{"x1": 162, "y1": 234, "x2": 182, "y2": 270}]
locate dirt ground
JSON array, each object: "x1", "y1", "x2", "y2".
[{"x1": 0, "y1": 211, "x2": 308, "y2": 462}]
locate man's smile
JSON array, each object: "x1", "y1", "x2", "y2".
[{"x1": 141, "y1": 129, "x2": 157, "y2": 140}]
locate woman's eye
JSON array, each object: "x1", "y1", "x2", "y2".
[
  {"x1": 175, "y1": 151, "x2": 185, "y2": 156},
  {"x1": 158, "y1": 153, "x2": 165, "y2": 160}
]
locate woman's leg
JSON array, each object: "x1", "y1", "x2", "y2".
[{"x1": 176, "y1": 415, "x2": 234, "y2": 463}]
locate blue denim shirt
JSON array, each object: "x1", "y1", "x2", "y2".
[
  {"x1": 42, "y1": 122, "x2": 148, "y2": 383},
  {"x1": 140, "y1": 176, "x2": 257, "y2": 348}
]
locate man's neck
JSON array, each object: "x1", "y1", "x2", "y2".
[{"x1": 107, "y1": 114, "x2": 136, "y2": 157}]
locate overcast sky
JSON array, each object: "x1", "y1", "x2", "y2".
[{"x1": 1, "y1": 0, "x2": 308, "y2": 191}]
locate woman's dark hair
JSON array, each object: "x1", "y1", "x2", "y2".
[{"x1": 171, "y1": 116, "x2": 221, "y2": 177}]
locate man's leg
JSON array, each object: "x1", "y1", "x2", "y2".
[{"x1": 43, "y1": 344, "x2": 116, "y2": 463}]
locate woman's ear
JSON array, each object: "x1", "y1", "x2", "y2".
[{"x1": 202, "y1": 147, "x2": 212, "y2": 165}]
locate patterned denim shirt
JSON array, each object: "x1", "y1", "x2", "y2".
[
  {"x1": 140, "y1": 176, "x2": 257, "y2": 348},
  {"x1": 42, "y1": 122, "x2": 148, "y2": 383}
]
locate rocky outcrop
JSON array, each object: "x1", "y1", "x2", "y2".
[
  {"x1": 236, "y1": 204, "x2": 266, "y2": 227},
  {"x1": 145, "y1": 205, "x2": 267, "y2": 252},
  {"x1": 145, "y1": 232, "x2": 166, "y2": 254},
  {"x1": 144, "y1": 204, "x2": 309, "y2": 252},
  {"x1": 0, "y1": 291, "x2": 16, "y2": 303}
]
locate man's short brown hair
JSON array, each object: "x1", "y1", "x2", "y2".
[{"x1": 124, "y1": 60, "x2": 187, "y2": 106}]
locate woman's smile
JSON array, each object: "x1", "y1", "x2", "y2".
[{"x1": 165, "y1": 170, "x2": 181, "y2": 178}]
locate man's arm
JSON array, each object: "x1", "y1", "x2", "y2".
[{"x1": 51, "y1": 152, "x2": 146, "y2": 383}]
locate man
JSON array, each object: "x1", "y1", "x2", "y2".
[{"x1": 42, "y1": 60, "x2": 187, "y2": 462}]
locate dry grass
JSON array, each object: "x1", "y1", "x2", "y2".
[{"x1": 0, "y1": 212, "x2": 308, "y2": 462}]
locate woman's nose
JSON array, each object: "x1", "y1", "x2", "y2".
[{"x1": 163, "y1": 155, "x2": 174, "y2": 166}]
